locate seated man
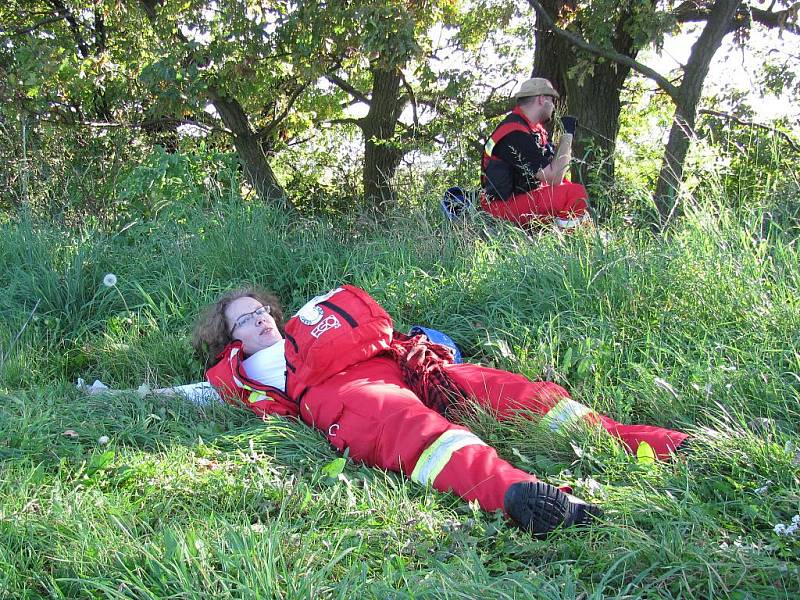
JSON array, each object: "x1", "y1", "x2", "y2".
[{"x1": 481, "y1": 77, "x2": 589, "y2": 229}]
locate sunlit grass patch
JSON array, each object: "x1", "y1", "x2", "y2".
[{"x1": 1, "y1": 195, "x2": 799, "y2": 597}]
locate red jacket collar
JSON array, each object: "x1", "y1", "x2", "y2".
[
  {"x1": 511, "y1": 106, "x2": 547, "y2": 136},
  {"x1": 214, "y1": 339, "x2": 244, "y2": 362}
]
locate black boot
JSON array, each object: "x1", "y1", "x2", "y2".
[{"x1": 503, "y1": 481, "x2": 602, "y2": 536}]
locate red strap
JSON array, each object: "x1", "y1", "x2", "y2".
[{"x1": 487, "y1": 121, "x2": 530, "y2": 152}]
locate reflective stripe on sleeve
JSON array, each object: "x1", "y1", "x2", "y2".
[
  {"x1": 233, "y1": 377, "x2": 261, "y2": 401},
  {"x1": 540, "y1": 398, "x2": 594, "y2": 432},
  {"x1": 248, "y1": 391, "x2": 266, "y2": 404},
  {"x1": 484, "y1": 138, "x2": 496, "y2": 157},
  {"x1": 410, "y1": 429, "x2": 487, "y2": 487}
]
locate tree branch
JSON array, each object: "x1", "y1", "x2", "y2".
[
  {"x1": 94, "y1": 9, "x2": 106, "y2": 53},
  {"x1": 526, "y1": 0, "x2": 681, "y2": 102},
  {"x1": 673, "y1": 2, "x2": 800, "y2": 35},
  {"x1": 700, "y1": 108, "x2": 800, "y2": 151},
  {"x1": 398, "y1": 70, "x2": 419, "y2": 129},
  {"x1": 256, "y1": 82, "x2": 309, "y2": 141},
  {"x1": 325, "y1": 73, "x2": 371, "y2": 106},
  {"x1": 751, "y1": 4, "x2": 800, "y2": 36},
  {"x1": 47, "y1": 0, "x2": 90, "y2": 58},
  {"x1": 4, "y1": 16, "x2": 63, "y2": 37},
  {"x1": 37, "y1": 113, "x2": 229, "y2": 136}
]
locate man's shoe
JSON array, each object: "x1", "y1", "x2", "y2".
[
  {"x1": 554, "y1": 213, "x2": 591, "y2": 231},
  {"x1": 504, "y1": 481, "x2": 602, "y2": 536}
]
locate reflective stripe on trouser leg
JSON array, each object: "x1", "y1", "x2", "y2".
[
  {"x1": 540, "y1": 398, "x2": 594, "y2": 431},
  {"x1": 410, "y1": 429, "x2": 488, "y2": 486}
]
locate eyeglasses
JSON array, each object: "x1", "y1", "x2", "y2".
[{"x1": 229, "y1": 305, "x2": 270, "y2": 335}]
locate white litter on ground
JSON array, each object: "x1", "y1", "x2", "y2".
[{"x1": 76, "y1": 378, "x2": 222, "y2": 406}]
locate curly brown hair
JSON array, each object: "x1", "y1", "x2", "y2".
[{"x1": 192, "y1": 287, "x2": 285, "y2": 368}]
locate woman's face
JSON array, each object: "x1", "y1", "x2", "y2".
[{"x1": 224, "y1": 296, "x2": 283, "y2": 355}]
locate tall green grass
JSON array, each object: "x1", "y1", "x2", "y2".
[{"x1": 1, "y1": 192, "x2": 799, "y2": 598}]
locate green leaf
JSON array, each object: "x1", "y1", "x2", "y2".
[
  {"x1": 86, "y1": 450, "x2": 115, "y2": 477},
  {"x1": 562, "y1": 347, "x2": 574, "y2": 370},
  {"x1": 637, "y1": 441, "x2": 656, "y2": 464},
  {"x1": 321, "y1": 457, "x2": 346, "y2": 479}
]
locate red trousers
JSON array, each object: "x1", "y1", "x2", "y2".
[
  {"x1": 299, "y1": 356, "x2": 688, "y2": 514},
  {"x1": 481, "y1": 181, "x2": 588, "y2": 225},
  {"x1": 444, "y1": 363, "x2": 689, "y2": 460}
]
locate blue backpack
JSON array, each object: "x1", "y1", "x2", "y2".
[{"x1": 440, "y1": 186, "x2": 473, "y2": 221}]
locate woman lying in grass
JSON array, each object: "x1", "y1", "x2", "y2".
[{"x1": 192, "y1": 285, "x2": 690, "y2": 536}]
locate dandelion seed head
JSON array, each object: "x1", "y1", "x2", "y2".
[
  {"x1": 103, "y1": 273, "x2": 118, "y2": 287},
  {"x1": 98, "y1": 435, "x2": 110, "y2": 445}
]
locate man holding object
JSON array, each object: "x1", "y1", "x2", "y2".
[{"x1": 481, "y1": 78, "x2": 590, "y2": 229}]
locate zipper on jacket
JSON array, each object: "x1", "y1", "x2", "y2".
[
  {"x1": 285, "y1": 333, "x2": 299, "y2": 352},
  {"x1": 318, "y1": 300, "x2": 358, "y2": 327}
]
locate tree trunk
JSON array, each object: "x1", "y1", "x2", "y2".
[
  {"x1": 136, "y1": 1, "x2": 289, "y2": 207},
  {"x1": 532, "y1": 0, "x2": 636, "y2": 212},
  {"x1": 361, "y1": 65, "x2": 404, "y2": 207},
  {"x1": 532, "y1": 0, "x2": 571, "y2": 98},
  {"x1": 564, "y1": 60, "x2": 630, "y2": 190},
  {"x1": 654, "y1": 0, "x2": 740, "y2": 228},
  {"x1": 208, "y1": 89, "x2": 288, "y2": 206}
]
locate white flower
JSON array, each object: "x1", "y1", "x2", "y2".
[
  {"x1": 754, "y1": 485, "x2": 770, "y2": 495},
  {"x1": 98, "y1": 435, "x2": 110, "y2": 445},
  {"x1": 792, "y1": 515, "x2": 800, "y2": 524},
  {"x1": 103, "y1": 273, "x2": 118, "y2": 287},
  {"x1": 774, "y1": 524, "x2": 787, "y2": 535}
]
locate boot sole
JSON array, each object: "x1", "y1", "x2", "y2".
[{"x1": 504, "y1": 481, "x2": 602, "y2": 536}]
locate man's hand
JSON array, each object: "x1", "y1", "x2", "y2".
[{"x1": 560, "y1": 116, "x2": 578, "y2": 136}]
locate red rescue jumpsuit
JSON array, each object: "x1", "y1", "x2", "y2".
[
  {"x1": 208, "y1": 287, "x2": 689, "y2": 516},
  {"x1": 298, "y1": 356, "x2": 688, "y2": 513}
]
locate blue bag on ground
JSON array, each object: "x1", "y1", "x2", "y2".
[
  {"x1": 440, "y1": 186, "x2": 472, "y2": 221},
  {"x1": 408, "y1": 325, "x2": 463, "y2": 363}
]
